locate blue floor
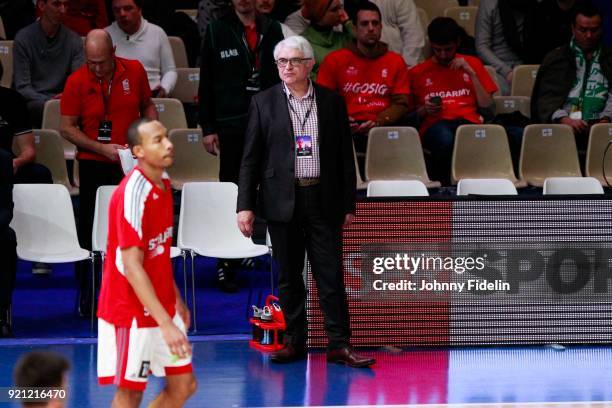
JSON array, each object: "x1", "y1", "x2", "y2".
[
  {"x1": 6, "y1": 236, "x2": 612, "y2": 406},
  {"x1": 0, "y1": 341, "x2": 610, "y2": 407}
]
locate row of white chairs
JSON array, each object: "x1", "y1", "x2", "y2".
[
  {"x1": 11, "y1": 175, "x2": 604, "y2": 334},
  {"x1": 366, "y1": 177, "x2": 605, "y2": 197},
  {"x1": 10, "y1": 182, "x2": 272, "y2": 334},
  {"x1": 31, "y1": 122, "x2": 612, "y2": 205},
  {"x1": 361, "y1": 124, "x2": 612, "y2": 190}
]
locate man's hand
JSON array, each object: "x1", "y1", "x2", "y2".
[
  {"x1": 560, "y1": 117, "x2": 588, "y2": 135},
  {"x1": 203, "y1": 134, "x2": 220, "y2": 155},
  {"x1": 160, "y1": 320, "x2": 192, "y2": 359},
  {"x1": 99, "y1": 143, "x2": 126, "y2": 162},
  {"x1": 356, "y1": 120, "x2": 377, "y2": 134},
  {"x1": 349, "y1": 116, "x2": 359, "y2": 133},
  {"x1": 424, "y1": 98, "x2": 442, "y2": 115},
  {"x1": 237, "y1": 210, "x2": 255, "y2": 238},
  {"x1": 153, "y1": 86, "x2": 167, "y2": 98},
  {"x1": 343, "y1": 213, "x2": 355, "y2": 228},
  {"x1": 450, "y1": 57, "x2": 476, "y2": 77},
  {"x1": 176, "y1": 298, "x2": 191, "y2": 330}
]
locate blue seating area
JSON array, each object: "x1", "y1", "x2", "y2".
[{"x1": 8, "y1": 256, "x2": 272, "y2": 339}]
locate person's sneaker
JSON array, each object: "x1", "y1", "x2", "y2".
[
  {"x1": 32, "y1": 262, "x2": 52, "y2": 275},
  {"x1": 216, "y1": 262, "x2": 238, "y2": 293}
]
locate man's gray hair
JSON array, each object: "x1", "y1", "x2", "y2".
[{"x1": 273, "y1": 36, "x2": 314, "y2": 60}]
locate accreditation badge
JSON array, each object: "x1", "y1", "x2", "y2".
[{"x1": 296, "y1": 135, "x2": 313, "y2": 158}]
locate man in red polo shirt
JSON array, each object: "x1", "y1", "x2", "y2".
[
  {"x1": 317, "y1": 1, "x2": 410, "y2": 173},
  {"x1": 60, "y1": 29, "x2": 157, "y2": 316},
  {"x1": 408, "y1": 17, "x2": 498, "y2": 186}
]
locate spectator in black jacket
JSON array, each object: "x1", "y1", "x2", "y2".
[{"x1": 199, "y1": 0, "x2": 283, "y2": 291}]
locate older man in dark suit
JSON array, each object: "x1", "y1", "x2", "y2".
[{"x1": 237, "y1": 35, "x2": 375, "y2": 367}]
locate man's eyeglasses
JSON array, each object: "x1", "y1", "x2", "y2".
[{"x1": 275, "y1": 58, "x2": 311, "y2": 67}]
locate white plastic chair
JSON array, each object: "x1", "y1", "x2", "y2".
[
  {"x1": 31, "y1": 129, "x2": 79, "y2": 196},
  {"x1": 152, "y1": 98, "x2": 188, "y2": 131},
  {"x1": 367, "y1": 180, "x2": 429, "y2": 197},
  {"x1": 543, "y1": 177, "x2": 604, "y2": 195},
  {"x1": 168, "y1": 36, "x2": 189, "y2": 68},
  {"x1": 177, "y1": 182, "x2": 270, "y2": 331},
  {"x1": 10, "y1": 184, "x2": 95, "y2": 331},
  {"x1": 171, "y1": 68, "x2": 199, "y2": 104},
  {"x1": 457, "y1": 178, "x2": 518, "y2": 195},
  {"x1": 41, "y1": 99, "x2": 77, "y2": 160},
  {"x1": 92, "y1": 186, "x2": 117, "y2": 257},
  {"x1": 92, "y1": 185, "x2": 185, "y2": 299},
  {"x1": 167, "y1": 129, "x2": 220, "y2": 189}
]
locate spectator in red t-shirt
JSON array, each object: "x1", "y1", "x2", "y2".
[
  {"x1": 317, "y1": 1, "x2": 409, "y2": 173},
  {"x1": 409, "y1": 17, "x2": 498, "y2": 186}
]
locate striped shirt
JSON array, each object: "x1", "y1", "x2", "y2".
[{"x1": 283, "y1": 80, "x2": 320, "y2": 179}]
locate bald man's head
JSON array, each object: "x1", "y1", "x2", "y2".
[
  {"x1": 85, "y1": 29, "x2": 115, "y2": 80},
  {"x1": 85, "y1": 29, "x2": 114, "y2": 55}
]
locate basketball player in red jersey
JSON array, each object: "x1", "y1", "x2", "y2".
[{"x1": 97, "y1": 118, "x2": 197, "y2": 407}]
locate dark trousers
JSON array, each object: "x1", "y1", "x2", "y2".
[
  {"x1": 218, "y1": 127, "x2": 246, "y2": 185},
  {"x1": 218, "y1": 127, "x2": 246, "y2": 269},
  {"x1": 0, "y1": 227, "x2": 17, "y2": 311},
  {"x1": 77, "y1": 160, "x2": 123, "y2": 296},
  {"x1": 14, "y1": 162, "x2": 53, "y2": 184},
  {"x1": 267, "y1": 185, "x2": 351, "y2": 350},
  {"x1": 353, "y1": 131, "x2": 368, "y2": 181},
  {"x1": 423, "y1": 119, "x2": 472, "y2": 186},
  {"x1": 506, "y1": 125, "x2": 524, "y2": 175},
  {"x1": 78, "y1": 160, "x2": 124, "y2": 250}
]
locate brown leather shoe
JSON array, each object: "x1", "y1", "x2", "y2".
[
  {"x1": 327, "y1": 347, "x2": 375, "y2": 368},
  {"x1": 270, "y1": 344, "x2": 307, "y2": 364}
]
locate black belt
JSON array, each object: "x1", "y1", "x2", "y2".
[{"x1": 295, "y1": 178, "x2": 320, "y2": 187}]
